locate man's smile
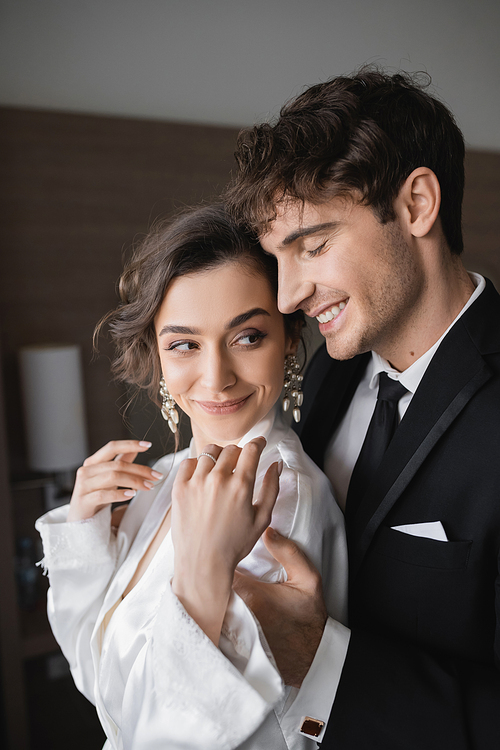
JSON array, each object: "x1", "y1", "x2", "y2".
[{"x1": 315, "y1": 300, "x2": 348, "y2": 324}]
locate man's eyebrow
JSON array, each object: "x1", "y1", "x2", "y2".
[
  {"x1": 281, "y1": 221, "x2": 340, "y2": 247},
  {"x1": 158, "y1": 324, "x2": 200, "y2": 337},
  {"x1": 226, "y1": 308, "x2": 270, "y2": 329}
]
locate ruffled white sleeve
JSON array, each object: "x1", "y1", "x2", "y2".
[
  {"x1": 35, "y1": 504, "x2": 118, "y2": 702},
  {"x1": 120, "y1": 583, "x2": 284, "y2": 750}
]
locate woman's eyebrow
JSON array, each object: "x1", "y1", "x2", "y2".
[
  {"x1": 158, "y1": 309, "x2": 270, "y2": 337},
  {"x1": 226, "y1": 308, "x2": 270, "y2": 330},
  {"x1": 158, "y1": 324, "x2": 200, "y2": 337}
]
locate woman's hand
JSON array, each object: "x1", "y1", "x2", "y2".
[
  {"x1": 170, "y1": 437, "x2": 281, "y2": 645},
  {"x1": 67, "y1": 440, "x2": 163, "y2": 522}
]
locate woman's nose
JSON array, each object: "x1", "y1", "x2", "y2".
[{"x1": 199, "y1": 349, "x2": 236, "y2": 394}]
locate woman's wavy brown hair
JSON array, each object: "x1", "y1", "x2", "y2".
[{"x1": 97, "y1": 203, "x2": 305, "y2": 408}]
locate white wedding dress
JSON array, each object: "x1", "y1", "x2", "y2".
[{"x1": 36, "y1": 406, "x2": 348, "y2": 750}]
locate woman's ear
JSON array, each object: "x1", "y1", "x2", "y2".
[
  {"x1": 395, "y1": 167, "x2": 441, "y2": 238},
  {"x1": 284, "y1": 333, "x2": 301, "y2": 358}
]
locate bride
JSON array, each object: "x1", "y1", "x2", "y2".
[{"x1": 36, "y1": 204, "x2": 347, "y2": 749}]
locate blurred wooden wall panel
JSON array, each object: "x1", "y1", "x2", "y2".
[
  {"x1": 0, "y1": 107, "x2": 239, "y2": 473},
  {"x1": 463, "y1": 150, "x2": 500, "y2": 288}
]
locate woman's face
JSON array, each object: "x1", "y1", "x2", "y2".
[{"x1": 155, "y1": 261, "x2": 295, "y2": 450}]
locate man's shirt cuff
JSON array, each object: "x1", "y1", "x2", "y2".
[{"x1": 279, "y1": 617, "x2": 351, "y2": 746}]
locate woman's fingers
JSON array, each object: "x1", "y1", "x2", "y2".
[
  {"x1": 115, "y1": 452, "x2": 140, "y2": 464},
  {"x1": 234, "y1": 437, "x2": 267, "y2": 478},
  {"x1": 68, "y1": 439, "x2": 159, "y2": 522},
  {"x1": 191, "y1": 437, "x2": 266, "y2": 478},
  {"x1": 195, "y1": 444, "x2": 224, "y2": 472},
  {"x1": 83, "y1": 440, "x2": 152, "y2": 467},
  {"x1": 77, "y1": 459, "x2": 162, "y2": 490},
  {"x1": 80, "y1": 469, "x2": 157, "y2": 493},
  {"x1": 68, "y1": 484, "x2": 139, "y2": 522},
  {"x1": 204, "y1": 437, "x2": 265, "y2": 477},
  {"x1": 254, "y1": 460, "x2": 281, "y2": 528},
  {"x1": 82, "y1": 487, "x2": 138, "y2": 514},
  {"x1": 175, "y1": 457, "x2": 198, "y2": 483}
]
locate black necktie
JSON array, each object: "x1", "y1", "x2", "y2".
[{"x1": 346, "y1": 372, "x2": 408, "y2": 522}]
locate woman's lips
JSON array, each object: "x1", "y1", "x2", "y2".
[{"x1": 194, "y1": 395, "x2": 251, "y2": 415}]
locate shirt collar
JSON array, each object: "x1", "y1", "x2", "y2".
[{"x1": 369, "y1": 272, "x2": 485, "y2": 395}]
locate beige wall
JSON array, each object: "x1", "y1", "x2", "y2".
[{"x1": 0, "y1": 0, "x2": 499, "y2": 150}]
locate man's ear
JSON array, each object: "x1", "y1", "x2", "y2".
[{"x1": 395, "y1": 167, "x2": 441, "y2": 238}]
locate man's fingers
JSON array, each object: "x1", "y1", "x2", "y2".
[
  {"x1": 232, "y1": 569, "x2": 264, "y2": 607},
  {"x1": 263, "y1": 527, "x2": 322, "y2": 590}
]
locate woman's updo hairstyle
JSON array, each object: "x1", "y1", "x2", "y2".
[{"x1": 98, "y1": 203, "x2": 305, "y2": 406}]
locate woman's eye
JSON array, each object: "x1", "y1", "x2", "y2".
[
  {"x1": 236, "y1": 331, "x2": 266, "y2": 346},
  {"x1": 167, "y1": 341, "x2": 198, "y2": 352}
]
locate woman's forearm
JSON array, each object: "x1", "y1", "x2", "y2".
[{"x1": 171, "y1": 562, "x2": 233, "y2": 645}]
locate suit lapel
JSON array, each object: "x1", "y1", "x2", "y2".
[
  {"x1": 298, "y1": 350, "x2": 370, "y2": 468},
  {"x1": 349, "y1": 316, "x2": 493, "y2": 581}
]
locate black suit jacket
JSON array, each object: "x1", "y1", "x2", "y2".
[{"x1": 295, "y1": 278, "x2": 500, "y2": 749}]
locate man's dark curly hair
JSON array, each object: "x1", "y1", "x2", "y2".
[{"x1": 226, "y1": 68, "x2": 465, "y2": 254}]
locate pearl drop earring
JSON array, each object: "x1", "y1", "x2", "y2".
[
  {"x1": 282, "y1": 354, "x2": 303, "y2": 423},
  {"x1": 159, "y1": 377, "x2": 179, "y2": 434}
]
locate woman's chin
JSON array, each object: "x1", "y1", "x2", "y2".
[
  {"x1": 190, "y1": 398, "x2": 277, "y2": 449},
  {"x1": 193, "y1": 416, "x2": 255, "y2": 448}
]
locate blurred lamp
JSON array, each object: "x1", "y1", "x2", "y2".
[{"x1": 19, "y1": 344, "x2": 88, "y2": 507}]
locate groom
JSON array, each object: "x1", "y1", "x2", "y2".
[{"x1": 227, "y1": 69, "x2": 500, "y2": 748}]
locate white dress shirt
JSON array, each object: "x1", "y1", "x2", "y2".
[
  {"x1": 36, "y1": 405, "x2": 348, "y2": 750},
  {"x1": 308, "y1": 272, "x2": 485, "y2": 742}
]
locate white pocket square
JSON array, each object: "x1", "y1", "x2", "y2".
[{"x1": 391, "y1": 521, "x2": 448, "y2": 542}]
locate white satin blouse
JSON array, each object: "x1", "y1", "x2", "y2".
[{"x1": 36, "y1": 406, "x2": 347, "y2": 750}]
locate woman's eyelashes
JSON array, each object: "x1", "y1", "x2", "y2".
[
  {"x1": 164, "y1": 329, "x2": 267, "y2": 353},
  {"x1": 234, "y1": 329, "x2": 267, "y2": 346},
  {"x1": 166, "y1": 340, "x2": 198, "y2": 352}
]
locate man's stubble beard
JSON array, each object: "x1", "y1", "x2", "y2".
[{"x1": 323, "y1": 224, "x2": 423, "y2": 363}]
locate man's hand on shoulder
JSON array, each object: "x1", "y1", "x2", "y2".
[{"x1": 233, "y1": 527, "x2": 328, "y2": 688}]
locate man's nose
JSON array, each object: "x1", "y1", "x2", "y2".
[{"x1": 277, "y1": 261, "x2": 315, "y2": 315}]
